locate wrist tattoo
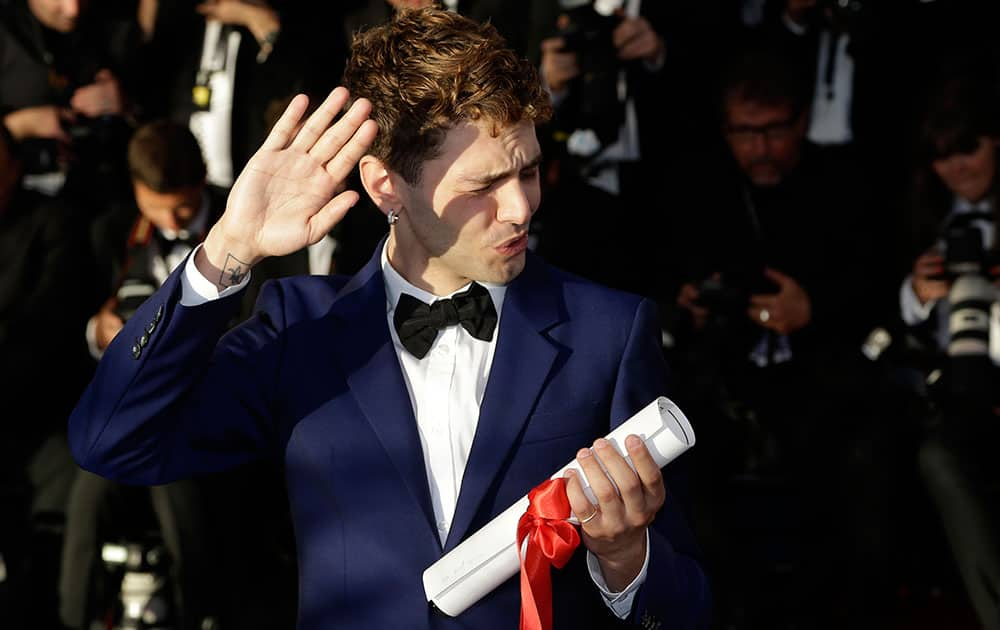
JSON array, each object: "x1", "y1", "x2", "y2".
[{"x1": 220, "y1": 253, "x2": 250, "y2": 287}]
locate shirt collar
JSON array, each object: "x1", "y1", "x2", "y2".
[
  {"x1": 158, "y1": 190, "x2": 210, "y2": 242},
  {"x1": 953, "y1": 195, "x2": 994, "y2": 215},
  {"x1": 380, "y1": 239, "x2": 507, "y2": 316}
]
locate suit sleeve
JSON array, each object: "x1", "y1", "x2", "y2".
[
  {"x1": 68, "y1": 261, "x2": 290, "y2": 485},
  {"x1": 610, "y1": 297, "x2": 712, "y2": 629}
]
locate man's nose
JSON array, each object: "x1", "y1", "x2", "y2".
[
  {"x1": 496, "y1": 180, "x2": 532, "y2": 226},
  {"x1": 63, "y1": 0, "x2": 80, "y2": 19},
  {"x1": 747, "y1": 132, "x2": 768, "y2": 157}
]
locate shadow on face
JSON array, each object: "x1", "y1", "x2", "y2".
[
  {"x1": 28, "y1": 0, "x2": 82, "y2": 33},
  {"x1": 133, "y1": 181, "x2": 203, "y2": 233},
  {"x1": 931, "y1": 136, "x2": 998, "y2": 203},
  {"x1": 386, "y1": 119, "x2": 542, "y2": 293}
]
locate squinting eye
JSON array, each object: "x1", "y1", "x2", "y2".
[{"x1": 520, "y1": 168, "x2": 539, "y2": 179}]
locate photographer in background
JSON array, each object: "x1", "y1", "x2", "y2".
[
  {"x1": 530, "y1": 0, "x2": 677, "y2": 296},
  {"x1": 85, "y1": 120, "x2": 220, "y2": 359},
  {"x1": 0, "y1": 0, "x2": 140, "y2": 213},
  {"x1": 901, "y1": 76, "x2": 1000, "y2": 630},
  {"x1": 138, "y1": 0, "x2": 345, "y2": 196},
  {"x1": 61, "y1": 120, "x2": 218, "y2": 630},
  {"x1": 671, "y1": 46, "x2": 892, "y2": 629}
]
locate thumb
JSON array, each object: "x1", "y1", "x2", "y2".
[{"x1": 764, "y1": 267, "x2": 791, "y2": 287}]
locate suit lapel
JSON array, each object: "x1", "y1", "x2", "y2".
[
  {"x1": 445, "y1": 256, "x2": 565, "y2": 550},
  {"x1": 327, "y1": 245, "x2": 439, "y2": 543}
]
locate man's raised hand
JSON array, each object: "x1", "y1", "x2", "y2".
[{"x1": 199, "y1": 88, "x2": 377, "y2": 289}]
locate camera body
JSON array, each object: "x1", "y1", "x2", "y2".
[
  {"x1": 924, "y1": 224, "x2": 999, "y2": 405},
  {"x1": 930, "y1": 224, "x2": 996, "y2": 281},
  {"x1": 113, "y1": 279, "x2": 157, "y2": 324},
  {"x1": 695, "y1": 268, "x2": 779, "y2": 321}
]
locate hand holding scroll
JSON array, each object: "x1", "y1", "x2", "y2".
[{"x1": 565, "y1": 435, "x2": 665, "y2": 592}]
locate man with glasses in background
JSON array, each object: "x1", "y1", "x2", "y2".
[{"x1": 668, "y1": 45, "x2": 893, "y2": 630}]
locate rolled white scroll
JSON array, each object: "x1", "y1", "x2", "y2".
[{"x1": 422, "y1": 396, "x2": 695, "y2": 617}]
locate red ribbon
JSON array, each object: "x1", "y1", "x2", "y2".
[{"x1": 516, "y1": 478, "x2": 581, "y2": 630}]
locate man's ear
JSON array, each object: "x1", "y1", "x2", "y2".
[{"x1": 359, "y1": 155, "x2": 404, "y2": 218}]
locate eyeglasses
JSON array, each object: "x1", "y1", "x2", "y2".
[{"x1": 725, "y1": 116, "x2": 799, "y2": 145}]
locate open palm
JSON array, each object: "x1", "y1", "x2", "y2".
[{"x1": 219, "y1": 88, "x2": 378, "y2": 263}]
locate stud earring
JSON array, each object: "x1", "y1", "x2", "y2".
[{"x1": 387, "y1": 209, "x2": 400, "y2": 226}]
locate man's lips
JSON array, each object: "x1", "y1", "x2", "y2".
[{"x1": 495, "y1": 233, "x2": 528, "y2": 255}]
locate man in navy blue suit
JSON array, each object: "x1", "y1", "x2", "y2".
[{"x1": 69, "y1": 7, "x2": 709, "y2": 629}]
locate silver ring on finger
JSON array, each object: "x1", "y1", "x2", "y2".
[{"x1": 580, "y1": 505, "x2": 600, "y2": 524}]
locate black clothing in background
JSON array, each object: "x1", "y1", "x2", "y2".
[
  {"x1": 669, "y1": 143, "x2": 897, "y2": 629},
  {"x1": 0, "y1": 189, "x2": 94, "y2": 469},
  {"x1": 0, "y1": 0, "x2": 140, "y2": 211},
  {"x1": 139, "y1": 0, "x2": 345, "y2": 183}
]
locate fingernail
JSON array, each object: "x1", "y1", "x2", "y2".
[
  {"x1": 577, "y1": 448, "x2": 591, "y2": 459},
  {"x1": 626, "y1": 435, "x2": 641, "y2": 450},
  {"x1": 564, "y1": 469, "x2": 576, "y2": 478},
  {"x1": 593, "y1": 438, "x2": 609, "y2": 450}
]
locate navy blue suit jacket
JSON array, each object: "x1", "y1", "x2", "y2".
[{"x1": 69, "y1": 245, "x2": 710, "y2": 629}]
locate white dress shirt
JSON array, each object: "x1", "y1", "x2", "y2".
[
  {"x1": 177, "y1": 239, "x2": 648, "y2": 617},
  {"x1": 807, "y1": 30, "x2": 854, "y2": 146},
  {"x1": 189, "y1": 20, "x2": 241, "y2": 188},
  {"x1": 380, "y1": 244, "x2": 507, "y2": 543},
  {"x1": 782, "y1": 15, "x2": 855, "y2": 146}
]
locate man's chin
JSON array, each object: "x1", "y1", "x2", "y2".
[
  {"x1": 481, "y1": 253, "x2": 526, "y2": 286},
  {"x1": 50, "y1": 19, "x2": 78, "y2": 33},
  {"x1": 749, "y1": 170, "x2": 783, "y2": 188}
]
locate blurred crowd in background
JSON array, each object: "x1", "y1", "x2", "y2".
[{"x1": 2, "y1": 0, "x2": 1000, "y2": 629}]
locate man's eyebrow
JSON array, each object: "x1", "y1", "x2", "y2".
[{"x1": 458, "y1": 154, "x2": 543, "y2": 187}]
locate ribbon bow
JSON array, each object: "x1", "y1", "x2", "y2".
[
  {"x1": 516, "y1": 478, "x2": 582, "y2": 630},
  {"x1": 394, "y1": 282, "x2": 497, "y2": 359}
]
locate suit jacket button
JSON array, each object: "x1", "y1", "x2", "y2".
[
  {"x1": 155, "y1": 305, "x2": 164, "y2": 322},
  {"x1": 146, "y1": 321, "x2": 156, "y2": 335},
  {"x1": 131, "y1": 344, "x2": 141, "y2": 359},
  {"x1": 139, "y1": 333, "x2": 149, "y2": 347}
]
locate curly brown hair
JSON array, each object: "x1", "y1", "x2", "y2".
[{"x1": 343, "y1": 7, "x2": 551, "y2": 185}]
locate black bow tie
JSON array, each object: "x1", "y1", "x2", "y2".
[{"x1": 393, "y1": 282, "x2": 498, "y2": 359}]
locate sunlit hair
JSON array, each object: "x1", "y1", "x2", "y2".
[{"x1": 343, "y1": 6, "x2": 551, "y2": 184}]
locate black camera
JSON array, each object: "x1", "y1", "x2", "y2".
[
  {"x1": 551, "y1": 2, "x2": 625, "y2": 154},
  {"x1": 922, "y1": 224, "x2": 999, "y2": 404},
  {"x1": 113, "y1": 279, "x2": 157, "y2": 324},
  {"x1": 929, "y1": 224, "x2": 997, "y2": 282},
  {"x1": 695, "y1": 269, "x2": 778, "y2": 320}
]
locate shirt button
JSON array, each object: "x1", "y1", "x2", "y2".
[
  {"x1": 437, "y1": 520, "x2": 448, "y2": 532},
  {"x1": 437, "y1": 344, "x2": 451, "y2": 355}
]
